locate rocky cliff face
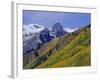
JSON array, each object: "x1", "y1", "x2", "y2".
[{"x1": 52, "y1": 23, "x2": 67, "y2": 37}]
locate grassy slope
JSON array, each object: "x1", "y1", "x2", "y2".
[
  {"x1": 36, "y1": 27, "x2": 91, "y2": 68},
  {"x1": 23, "y1": 38, "x2": 59, "y2": 69},
  {"x1": 23, "y1": 32, "x2": 77, "y2": 69},
  {"x1": 23, "y1": 32, "x2": 73, "y2": 69}
]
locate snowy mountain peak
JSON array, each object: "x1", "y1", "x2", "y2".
[
  {"x1": 23, "y1": 24, "x2": 45, "y2": 35},
  {"x1": 28, "y1": 24, "x2": 44, "y2": 29}
]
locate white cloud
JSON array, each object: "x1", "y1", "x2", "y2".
[{"x1": 64, "y1": 28, "x2": 78, "y2": 32}]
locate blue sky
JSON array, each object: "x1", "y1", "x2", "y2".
[{"x1": 23, "y1": 10, "x2": 91, "y2": 29}]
